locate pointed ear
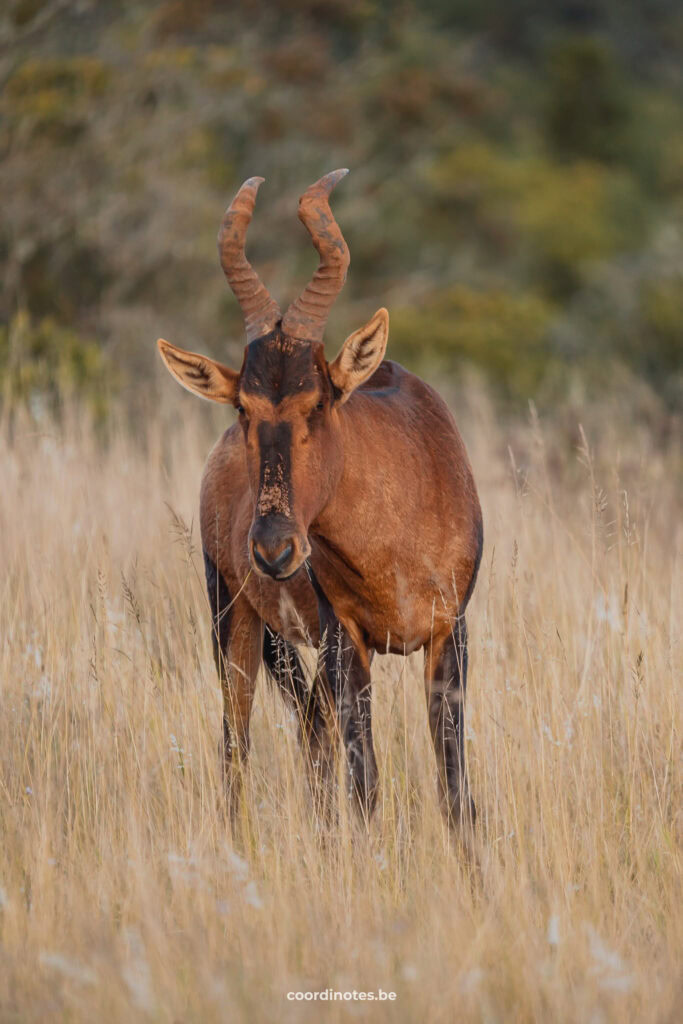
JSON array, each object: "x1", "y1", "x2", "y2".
[
  {"x1": 157, "y1": 338, "x2": 239, "y2": 404},
  {"x1": 328, "y1": 308, "x2": 389, "y2": 404}
]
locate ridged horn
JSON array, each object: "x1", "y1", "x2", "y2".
[
  {"x1": 282, "y1": 169, "x2": 350, "y2": 344},
  {"x1": 217, "y1": 177, "x2": 281, "y2": 343}
]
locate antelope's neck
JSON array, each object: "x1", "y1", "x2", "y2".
[{"x1": 310, "y1": 412, "x2": 375, "y2": 575}]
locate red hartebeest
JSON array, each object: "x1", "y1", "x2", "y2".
[{"x1": 157, "y1": 170, "x2": 483, "y2": 829}]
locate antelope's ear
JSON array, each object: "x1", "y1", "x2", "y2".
[
  {"x1": 328, "y1": 308, "x2": 388, "y2": 404},
  {"x1": 157, "y1": 339, "x2": 239, "y2": 404}
]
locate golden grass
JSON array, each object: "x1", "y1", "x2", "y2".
[{"x1": 0, "y1": 398, "x2": 680, "y2": 1022}]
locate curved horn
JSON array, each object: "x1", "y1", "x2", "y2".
[
  {"x1": 282, "y1": 169, "x2": 350, "y2": 344},
  {"x1": 217, "y1": 177, "x2": 281, "y2": 343}
]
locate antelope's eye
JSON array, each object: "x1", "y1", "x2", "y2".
[
  {"x1": 236, "y1": 403, "x2": 245, "y2": 415},
  {"x1": 316, "y1": 400, "x2": 324, "y2": 412}
]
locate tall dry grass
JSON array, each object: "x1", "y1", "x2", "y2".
[{"x1": 0, "y1": 394, "x2": 680, "y2": 1022}]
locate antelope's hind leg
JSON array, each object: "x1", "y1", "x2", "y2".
[
  {"x1": 204, "y1": 552, "x2": 261, "y2": 820},
  {"x1": 425, "y1": 617, "x2": 476, "y2": 831},
  {"x1": 262, "y1": 627, "x2": 334, "y2": 814}
]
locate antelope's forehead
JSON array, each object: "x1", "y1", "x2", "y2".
[{"x1": 241, "y1": 335, "x2": 321, "y2": 404}]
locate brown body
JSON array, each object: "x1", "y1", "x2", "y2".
[
  {"x1": 158, "y1": 171, "x2": 482, "y2": 830},
  {"x1": 201, "y1": 358, "x2": 481, "y2": 656}
]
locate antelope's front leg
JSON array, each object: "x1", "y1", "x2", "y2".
[
  {"x1": 219, "y1": 605, "x2": 261, "y2": 819},
  {"x1": 337, "y1": 637, "x2": 378, "y2": 822},
  {"x1": 205, "y1": 553, "x2": 261, "y2": 821},
  {"x1": 310, "y1": 580, "x2": 378, "y2": 822},
  {"x1": 262, "y1": 626, "x2": 334, "y2": 816}
]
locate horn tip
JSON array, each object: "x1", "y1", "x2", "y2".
[
  {"x1": 324, "y1": 168, "x2": 349, "y2": 190},
  {"x1": 224, "y1": 176, "x2": 265, "y2": 211},
  {"x1": 302, "y1": 168, "x2": 350, "y2": 201}
]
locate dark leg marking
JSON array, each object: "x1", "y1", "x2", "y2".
[
  {"x1": 262, "y1": 627, "x2": 328, "y2": 746},
  {"x1": 307, "y1": 565, "x2": 378, "y2": 821},
  {"x1": 262, "y1": 627, "x2": 313, "y2": 721},
  {"x1": 428, "y1": 615, "x2": 476, "y2": 828},
  {"x1": 262, "y1": 626, "x2": 333, "y2": 812},
  {"x1": 204, "y1": 550, "x2": 231, "y2": 677}
]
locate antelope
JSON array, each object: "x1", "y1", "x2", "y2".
[{"x1": 157, "y1": 170, "x2": 483, "y2": 830}]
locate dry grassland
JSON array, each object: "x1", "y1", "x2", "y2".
[{"x1": 0, "y1": 396, "x2": 680, "y2": 1022}]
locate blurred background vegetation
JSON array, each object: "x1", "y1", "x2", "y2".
[{"x1": 0, "y1": 0, "x2": 681, "y2": 429}]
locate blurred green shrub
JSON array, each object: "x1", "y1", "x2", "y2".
[
  {"x1": 618, "y1": 275, "x2": 683, "y2": 406},
  {"x1": 0, "y1": 313, "x2": 113, "y2": 421},
  {"x1": 641, "y1": 276, "x2": 683, "y2": 373},
  {"x1": 0, "y1": 1, "x2": 680, "y2": 424},
  {"x1": 390, "y1": 285, "x2": 556, "y2": 402},
  {"x1": 18, "y1": 240, "x2": 111, "y2": 323},
  {"x1": 428, "y1": 144, "x2": 647, "y2": 296},
  {"x1": 544, "y1": 36, "x2": 631, "y2": 164},
  {"x1": 3, "y1": 57, "x2": 110, "y2": 144},
  {"x1": 517, "y1": 162, "x2": 646, "y2": 296}
]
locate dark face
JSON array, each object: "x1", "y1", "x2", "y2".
[{"x1": 237, "y1": 330, "x2": 343, "y2": 580}]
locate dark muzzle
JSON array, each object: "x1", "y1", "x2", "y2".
[{"x1": 249, "y1": 515, "x2": 299, "y2": 580}]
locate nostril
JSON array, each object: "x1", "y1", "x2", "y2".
[
  {"x1": 252, "y1": 539, "x2": 294, "y2": 576},
  {"x1": 273, "y1": 543, "x2": 293, "y2": 570},
  {"x1": 252, "y1": 544, "x2": 272, "y2": 574}
]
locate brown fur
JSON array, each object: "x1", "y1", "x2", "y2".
[
  {"x1": 200, "y1": 356, "x2": 481, "y2": 654},
  {"x1": 157, "y1": 175, "x2": 482, "y2": 831},
  {"x1": 187, "y1": 328, "x2": 482, "y2": 827}
]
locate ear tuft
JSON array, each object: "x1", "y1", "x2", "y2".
[
  {"x1": 157, "y1": 338, "x2": 238, "y2": 404},
  {"x1": 328, "y1": 308, "x2": 388, "y2": 404}
]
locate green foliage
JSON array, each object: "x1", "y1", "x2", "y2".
[
  {"x1": 641, "y1": 276, "x2": 683, "y2": 373},
  {"x1": 3, "y1": 56, "x2": 110, "y2": 144},
  {"x1": 615, "y1": 275, "x2": 683, "y2": 406},
  {"x1": 427, "y1": 144, "x2": 648, "y2": 296},
  {"x1": 391, "y1": 286, "x2": 556, "y2": 402},
  {"x1": 543, "y1": 36, "x2": 631, "y2": 163},
  {"x1": 516, "y1": 161, "x2": 646, "y2": 296},
  {"x1": 0, "y1": 1, "x2": 681, "y2": 417},
  {"x1": 19, "y1": 240, "x2": 111, "y2": 322},
  {"x1": 0, "y1": 313, "x2": 113, "y2": 421}
]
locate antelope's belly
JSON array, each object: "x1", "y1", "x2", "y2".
[
  {"x1": 358, "y1": 598, "x2": 437, "y2": 655},
  {"x1": 313, "y1": 559, "x2": 458, "y2": 656}
]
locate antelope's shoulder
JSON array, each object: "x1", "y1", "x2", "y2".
[
  {"x1": 199, "y1": 425, "x2": 248, "y2": 542},
  {"x1": 355, "y1": 360, "x2": 461, "y2": 448},
  {"x1": 357, "y1": 358, "x2": 404, "y2": 394},
  {"x1": 359, "y1": 360, "x2": 450, "y2": 411}
]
